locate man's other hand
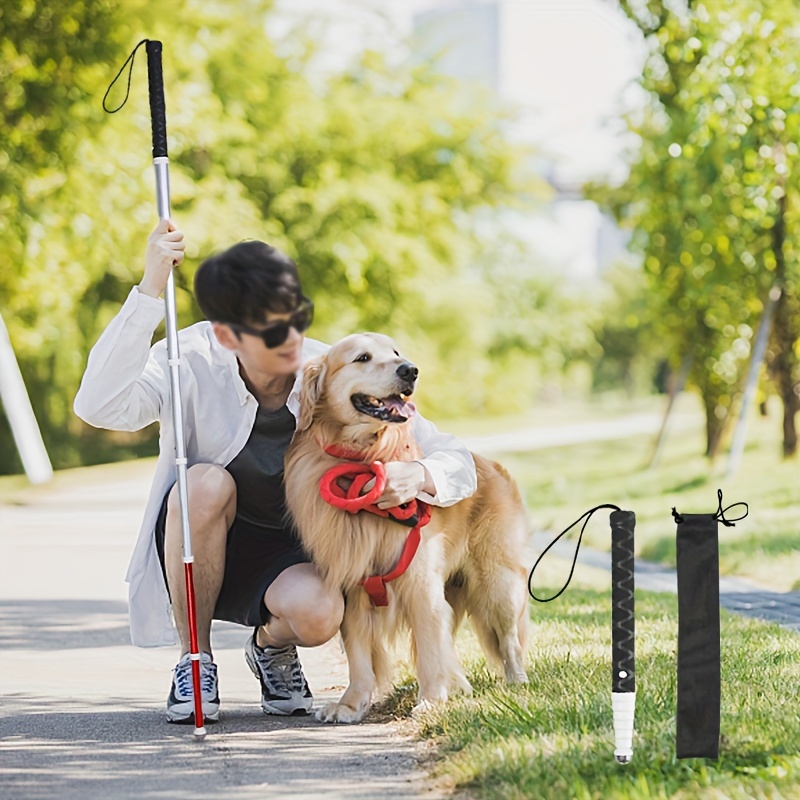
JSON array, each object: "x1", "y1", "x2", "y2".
[{"x1": 364, "y1": 461, "x2": 433, "y2": 509}]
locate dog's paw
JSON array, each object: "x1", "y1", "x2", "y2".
[
  {"x1": 411, "y1": 698, "x2": 442, "y2": 718},
  {"x1": 315, "y1": 701, "x2": 369, "y2": 724},
  {"x1": 452, "y1": 674, "x2": 473, "y2": 696},
  {"x1": 505, "y1": 668, "x2": 529, "y2": 684}
]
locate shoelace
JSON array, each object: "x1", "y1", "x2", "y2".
[
  {"x1": 258, "y1": 646, "x2": 306, "y2": 693},
  {"x1": 175, "y1": 656, "x2": 216, "y2": 697}
]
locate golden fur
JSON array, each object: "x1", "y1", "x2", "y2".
[{"x1": 284, "y1": 332, "x2": 530, "y2": 723}]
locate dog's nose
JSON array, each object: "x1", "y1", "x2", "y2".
[{"x1": 396, "y1": 362, "x2": 418, "y2": 382}]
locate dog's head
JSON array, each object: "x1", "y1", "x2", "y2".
[{"x1": 297, "y1": 333, "x2": 418, "y2": 435}]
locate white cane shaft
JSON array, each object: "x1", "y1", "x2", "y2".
[
  {"x1": 155, "y1": 158, "x2": 194, "y2": 562},
  {"x1": 154, "y1": 157, "x2": 170, "y2": 220},
  {"x1": 612, "y1": 691, "x2": 635, "y2": 762}
]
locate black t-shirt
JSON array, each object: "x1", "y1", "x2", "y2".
[{"x1": 225, "y1": 404, "x2": 296, "y2": 529}]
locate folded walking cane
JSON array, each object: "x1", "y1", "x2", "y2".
[
  {"x1": 529, "y1": 505, "x2": 637, "y2": 763},
  {"x1": 104, "y1": 40, "x2": 207, "y2": 738}
]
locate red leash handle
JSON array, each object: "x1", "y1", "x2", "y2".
[
  {"x1": 318, "y1": 457, "x2": 433, "y2": 606},
  {"x1": 319, "y1": 462, "x2": 386, "y2": 512}
]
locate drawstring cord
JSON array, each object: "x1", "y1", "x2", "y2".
[
  {"x1": 672, "y1": 489, "x2": 749, "y2": 527},
  {"x1": 102, "y1": 39, "x2": 149, "y2": 113},
  {"x1": 528, "y1": 504, "x2": 621, "y2": 603}
]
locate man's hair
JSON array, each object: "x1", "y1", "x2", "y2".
[{"x1": 194, "y1": 240, "x2": 304, "y2": 325}]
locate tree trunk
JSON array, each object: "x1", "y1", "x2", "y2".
[
  {"x1": 705, "y1": 405, "x2": 727, "y2": 459},
  {"x1": 647, "y1": 354, "x2": 691, "y2": 469},
  {"x1": 691, "y1": 316, "x2": 731, "y2": 459},
  {"x1": 770, "y1": 290, "x2": 800, "y2": 456},
  {"x1": 783, "y1": 393, "x2": 799, "y2": 456},
  {"x1": 726, "y1": 286, "x2": 780, "y2": 478},
  {"x1": 765, "y1": 187, "x2": 800, "y2": 457}
]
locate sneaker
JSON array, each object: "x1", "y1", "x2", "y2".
[
  {"x1": 244, "y1": 632, "x2": 313, "y2": 716},
  {"x1": 166, "y1": 651, "x2": 220, "y2": 724}
]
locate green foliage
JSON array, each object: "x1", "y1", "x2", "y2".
[
  {"x1": 590, "y1": 262, "x2": 666, "y2": 396},
  {"x1": 0, "y1": 1, "x2": 122, "y2": 223},
  {"x1": 0, "y1": 0, "x2": 130, "y2": 469},
  {"x1": 590, "y1": 0, "x2": 800, "y2": 457},
  {"x1": 1, "y1": 0, "x2": 572, "y2": 472}
]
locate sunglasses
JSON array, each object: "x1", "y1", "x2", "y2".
[{"x1": 224, "y1": 298, "x2": 314, "y2": 349}]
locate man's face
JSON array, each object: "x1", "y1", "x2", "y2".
[{"x1": 213, "y1": 306, "x2": 307, "y2": 377}]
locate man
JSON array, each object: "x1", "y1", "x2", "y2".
[{"x1": 74, "y1": 220, "x2": 477, "y2": 723}]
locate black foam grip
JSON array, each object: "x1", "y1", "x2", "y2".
[
  {"x1": 611, "y1": 509, "x2": 635, "y2": 693},
  {"x1": 145, "y1": 40, "x2": 168, "y2": 158}
]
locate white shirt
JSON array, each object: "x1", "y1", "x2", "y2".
[{"x1": 74, "y1": 287, "x2": 478, "y2": 647}]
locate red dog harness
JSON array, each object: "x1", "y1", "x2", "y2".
[{"x1": 319, "y1": 445, "x2": 431, "y2": 606}]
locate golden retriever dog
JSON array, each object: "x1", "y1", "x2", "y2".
[{"x1": 284, "y1": 333, "x2": 530, "y2": 723}]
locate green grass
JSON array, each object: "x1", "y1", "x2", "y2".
[
  {"x1": 388, "y1": 394, "x2": 800, "y2": 797},
  {"x1": 384, "y1": 590, "x2": 800, "y2": 800},
  {"x1": 451, "y1": 393, "x2": 800, "y2": 592}
]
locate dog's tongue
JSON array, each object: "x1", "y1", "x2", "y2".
[{"x1": 383, "y1": 397, "x2": 416, "y2": 418}]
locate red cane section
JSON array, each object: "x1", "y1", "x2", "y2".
[{"x1": 184, "y1": 561, "x2": 205, "y2": 731}]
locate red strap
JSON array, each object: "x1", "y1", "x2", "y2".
[
  {"x1": 318, "y1": 453, "x2": 431, "y2": 606},
  {"x1": 324, "y1": 444, "x2": 368, "y2": 462},
  {"x1": 362, "y1": 525, "x2": 423, "y2": 606}
]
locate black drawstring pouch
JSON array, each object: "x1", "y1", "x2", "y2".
[{"x1": 672, "y1": 490, "x2": 748, "y2": 759}]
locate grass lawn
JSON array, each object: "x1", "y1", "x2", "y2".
[
  {"x1": 447, "y1": 392, "x2": 800, "y2": 592},
  {"x1": 383, "y1": 589, "x2": 800, "y2": 800},
  {"x1": 393, "y1": 392, "x2": 800, "y2": 798}
]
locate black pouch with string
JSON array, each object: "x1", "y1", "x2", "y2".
[{"x1": 673, "y1": 490, "x2": 748, "y2": 760}]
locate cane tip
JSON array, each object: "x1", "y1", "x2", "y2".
[
  {"x1": 193, "y1": 726, "x2": 207, "y2": 739},
  {"x1": 615, "y1": 753, "x2": 631, "y2": 764}
]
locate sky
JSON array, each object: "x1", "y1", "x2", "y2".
[{"x1": 270, "y1": 0, "x2": 646, "y2": 183}]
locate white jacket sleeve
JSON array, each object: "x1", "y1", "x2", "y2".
[
  {"x1": 73, "y1": 287, "x2": 168, "y2": 432},
  {"x1": 412, "y1": 413, "x2": 477, "y2": 507}
]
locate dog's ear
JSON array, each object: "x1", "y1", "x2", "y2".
[{"x1": 296, "y1": 355, "x2": 327, "y2": 432}]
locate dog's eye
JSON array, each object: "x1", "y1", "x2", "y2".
[
  {"x1": 393, "y1": 350, "x2": 399, "y2": 356},
  {"x1": 354, "y1": 353, "x2": 371, "y2": 363}
]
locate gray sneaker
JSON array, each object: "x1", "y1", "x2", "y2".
[
  {"x1": 244, "y1": 633, "x2": 313, "y2": 716},
  {"x1": 166, "y1": 651, "x2": 220, "y2": 724}
]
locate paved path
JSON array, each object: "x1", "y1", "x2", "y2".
[
  {"x1": 459, "y1": 411, "x2": 698, "y2": 454},
  {"x1": 530, "y1": 531, "x2": 800, "y2": 630},
  {"x1": 0, "y1": 462, "x2": 445, "y2": 800}
]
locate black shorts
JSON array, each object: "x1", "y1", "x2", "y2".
[{"x1": 154, "y1": 489, "x2": 310, "y2": 628}]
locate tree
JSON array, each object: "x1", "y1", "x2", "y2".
[
  {"x1": 591, "y1": 0, "x2": 800, "y2": 457},
  {"x1": 0, "y1": 1, "x2": 126, "y2": 469},
  {"x1": 1, "y1": 0, "x2": 553, "y2": 472},
  {"x1": 0, "y1": 1, "x2": 123, "y2": 273}
]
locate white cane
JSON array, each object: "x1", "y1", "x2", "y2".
[{"x1": 144, "y1": 39, "x2": 206, "y2": 739}]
